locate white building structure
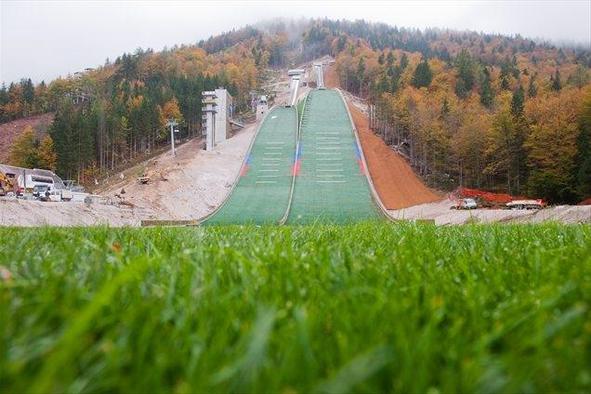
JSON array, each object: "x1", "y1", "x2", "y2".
[
  {"x1": 287, "y1": 68, "x2": 306, "y2": 107},
  {"x1": 201, "y1": 91, "x2": 217, "y2": 151},
  {"x1": 314, "y1": 63, "x2": 324, "y2": 88},
  {"x1": 214, "y1": 88, "x2": 233, "y2": 144},
  {"x1": 256, "y1": 95, "x2": 268, "y2": 121},
  {"x1": 202, "y1": 88, "x2": 233, "y2": 151}
]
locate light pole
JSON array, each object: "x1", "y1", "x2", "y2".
[{"x1": 166, "y1": 119, "x2": 178, "y2": 156}]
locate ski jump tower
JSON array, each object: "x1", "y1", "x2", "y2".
[
  {"x1": 287, "y1": 68, "x2": 305, "y2": 107},
  {"x1": 202, "y1": 88, "x2": 233, "y2": 151},
  {"x1": 313, "y1": 63, "x2": 324, "y2": 89}
]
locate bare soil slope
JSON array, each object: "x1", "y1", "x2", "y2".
[
  {"x1": 98, "y1": 126, "x2": 256, "y2": 220},
  {"x1": 350, "y1": 105, "x2": 441, "y2": 209}
]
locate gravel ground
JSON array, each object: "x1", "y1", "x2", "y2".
[
  {"x1": 0, "y1": 198, "x2": 147, "y2": 226},
  {"x1": 388, "y1": 198, "x2": 591, "y2": 224}
]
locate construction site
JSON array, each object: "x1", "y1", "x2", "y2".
[
  {"x1": 3, "y1": 8, "x2": 591, "y2": 393},
  {"x1": 1, "y1": 59, "x2": 590, "y2": 226}
]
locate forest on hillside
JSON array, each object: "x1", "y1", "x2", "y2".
[
  {"x1": 0, "y1": 28, "x2": 288, "y2": 182},
  {"x1": 299, "y1": 20, "x2": 591, "y2": 202},
  {"x1": 1, "y1": 18, "x2": 590, "y2": 202}
]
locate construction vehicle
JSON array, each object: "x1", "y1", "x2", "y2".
[{"x1": 0, "y1": 172, "x2": 15, "y2": 196}]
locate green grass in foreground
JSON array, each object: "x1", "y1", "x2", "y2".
[{"x1": 0, "y1": 223, "x2": 590, "y2": 393}]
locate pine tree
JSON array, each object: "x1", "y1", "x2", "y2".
[
  {"x1": 49, "y1": 100, "x2": 79, "y2": 178},
  {"x1": 21, "y1": 78, "x2": 35, "y2": 105},
  {"x1": 390, "y1": 76, "x2": 400, "y2": 94},
  {"x1": 0, "y1": 83, "x2": 9, "y2": 106},
  {"x1": 454, "y1": 49, "x2": 475, "y2": 99},
  {"x1": 527, "y1": 73, "x2": 538, "y2": 98},
  {"x1": 551, "y1": 69, "x2": 562, "y2": 91},
  {"x1": 336, "y1": 35, "x2": 346, "y2": 52},
  {"x1": 511, "y1": 85, "x2": 525, "y2": 118},
  {"x1": 387, "y1": 64, "x2": 401, "y2": 93},
  {"x1": 455, "y1": 79, "x2": 469, "y2": 100},
  {"x1": 499, "y1": 57, "x2": 512, "y2": 90},
  {"x1": 511, "y1": 55, "x2": 520, "y2": 78},
  {"x1": 356, "y1": 57, "x2": 366, "y2": 95},
  {"x1": 386, "y1": 51, "x2": 394, "y2": 67},
  {"x1": 377, "y1": 75, "x2": 389, "y2": 94},
  {"x1": 0, "y1": 84, "x2": 8, "y2": 122},
  {"x1": 500, "y1": 74, "x2": 511, "y2": 91},
  {"x1": 480, "y1": 67, "x2": 494, "y2": 108},
  {"x1": 400, "y1": 53, "x2": 409, "y2": 70},
  {"x1": 411, "y1": 59, "x2": 433, "y2": 88}
]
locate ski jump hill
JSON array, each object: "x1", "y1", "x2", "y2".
[{"x1": 204, "y1": 88, "x2": 386, "y2": 225}]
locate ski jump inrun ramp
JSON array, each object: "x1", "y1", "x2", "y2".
[{"x1": 204, "y1": 88, "x2": 385, "y2": 225}]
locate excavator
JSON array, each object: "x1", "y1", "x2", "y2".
[{"x1": 0, "y1": 171, "x2": 14, "y2": 196}]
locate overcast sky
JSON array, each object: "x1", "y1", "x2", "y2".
[{"x1": 1, "y1": 0, "x2": 590, "y2": 84}]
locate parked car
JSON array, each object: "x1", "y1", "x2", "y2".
[{"x1": 451, "y1": 198, "x2": 478, "y2": 210}]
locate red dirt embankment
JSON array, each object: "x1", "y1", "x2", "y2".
[
  {"x1": 325, "y1": 64, "x2": 440, "y2": 209},
  {"x1": 349, "y1": 104, "x2": 441, "y2": 209},
  {"x1": 0, "y1": 113, "x2": 54, "y2": 163}
]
